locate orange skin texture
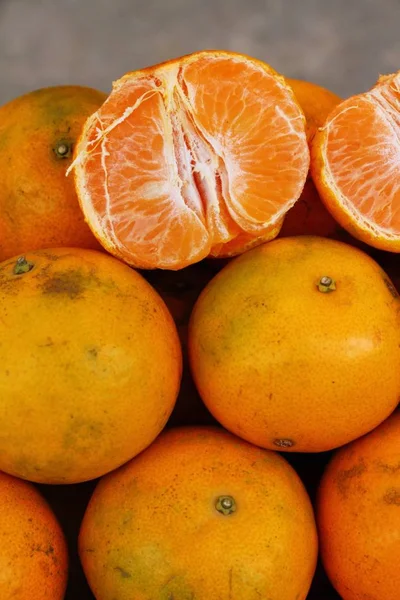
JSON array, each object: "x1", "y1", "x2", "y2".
[
  {"x1": 317, "y1": 408, "x2": 400, "y2": 600},
  {"x1": 280, "y1": 78, "x2": 342, "y2": 239},
  {"x1": 0, "y1": 248, "x2": 182, "y2": 484},
  {"x1": 279, "y1": 177, "x2": 341, "y2": 239},
  {"x1": 79, "y1": 426, "x2": 318, "y2": 600},
  {"x1": 0, "y1": 470, "x2": 68, "y2": 599},
  {"x1": 0, "y1": 86, "x2": 107, "y2": 261},
  {"x1": 286, "y1": 78, "x2": 342, "y2": 145},
  {"x1": 142, "y1": 260, "x2": 220, "y2": 427},
  {"x1": 188, "y1": 236, "x2": 400, "y2": 453}
]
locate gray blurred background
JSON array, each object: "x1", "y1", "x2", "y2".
[{"x1": 1, "y1": 0, "x2": 400, "y2": 104}]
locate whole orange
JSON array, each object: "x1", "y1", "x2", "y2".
[
  {"x1": 0, "y1": 248, "x2": 182, "y2": 484},
  {"x1": 0, "y1": 470, "x2": 68, "y2": 599},
  {"x1": 189, "y1": 236, "x2": 400, "y2": 452},
  {"x1": 0, "y1": 86, "x2": 107, "y2": 261},
  {"x1": 142, "y1": 260, "x2": 220, "y2": 426},
  {"x1": 279, "y1": 177, "x2": 341, "y2": 238},
  {"x1": 286, "y1": 78, "x2": 341, "y2": 145},
  {"x1": 79, "y1": 426, "x2": 318, "y2": 600},
  {"x1": 317, "y1": 408, "x2": 400, "y2": 600}
]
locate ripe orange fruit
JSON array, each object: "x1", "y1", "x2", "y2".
[
  {"x1": 311, "y1": 71, "x2": 400, "y2": 251},
  {"x1": 279, "y1": 177, "x2": 341, "y2": 238},
  {"x1": 188, "y1": 236, "x2": 400, "y2": 452},
  {"x1": 79, "y1": 426, "x2": 318, "y2": 600},
  {"x1": 280, "y1": 78, "x2": 342, "y2": 238},
  {"x1": 142, "y1": 260, "x2": 219, "y2": 426},
  {"x1": 0, "y1": 470, "x2": 68, "y2": 599},
  {"x1": 286, "y1": 78, "x2": 342, "y2": 145},
  {"x1": 317, "y1": 408, "x2": 400, "y2": 600},
  {"x1": 0, "y1": 248, "x2": 182, "y2": 484},
  {"x1": 0, "y1": 86, "x2": 107, "y2": 262},
  {"x1": 70, "y1": 50, "x2": 309, "y2": 269}
]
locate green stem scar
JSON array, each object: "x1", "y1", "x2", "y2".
[
  {"x1": 215, "y1": 495, "x2": 236, "y2": 515},
  {"x1": 317, "y1": 276, "x2": 336, "y2": 293},
  {"x1": 13, "y1": 256, "x2": 34, "y2": 275}
]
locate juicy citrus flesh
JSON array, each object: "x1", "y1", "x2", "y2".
[
  {"x1": 0, "y1": 85, "x2": 107, "y2": 261},
  {"x1": 188, "y1": 236, "x2": 400, "y2": 452},
  {"x1": 0, "y1": 471, "x2": 68, "y2": 599},
  {"x1": 311, "y1": 71, "x2": 400, "y2": 251},
  {"x1": 79, "y1": 426, "x2": 318, "y2": 600},
  {"x1": 317, "y1": 408, "x2": 400, "y2": 600},
  {"x1": 0, "y1": 248, "x2": 182, "y2": 484},
  {"x1": 72, "y1": 50, "x2": 309, "y2": 270}
]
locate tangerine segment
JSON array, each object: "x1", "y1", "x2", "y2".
[
  {"x1": 72, "y1": 50, "x2": 309, "y2": 269},
  {"x1": 311, "y1": 72, "x2": 400, "y2": 251}
]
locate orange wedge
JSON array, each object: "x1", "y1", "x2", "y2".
[
  {"x1": 311, "y1": 71, "x2": 400, "y2": 251},
  {"x1": 70, "y1": 50, "x2": 309, "y2": 269}
]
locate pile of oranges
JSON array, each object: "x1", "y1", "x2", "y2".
[{"x1": 0, "y1": 50, "x2": 399, "y2": 600}]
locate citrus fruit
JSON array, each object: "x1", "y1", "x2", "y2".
[
  {"x1": 286, "y1": 78, "x2": 342, "y2": 145},
  {"x1": 188, "y1": 236, "x2": 400, "y2": 453},
  {"x1": 0, "y1": 470, "x2": 68, "y2": 599},
  {"x1": 279, "y1": 177, "x2": 341, "y2": 238},
  {"x1": 70, "y1": 50, "x2": 309, "y2": 269},
  {"x1": 280, "y1": 78, "x2": 342, "y2": 238},
  {"x1": 311, "y1": 70, "x2": 400, "y2": 251},
  {"x1": 0, "y1": 86, "x2": 107, "y2": 261},
  {"x1": 79, "y1": 426, "x2": 318, "y2": 600},
  {"x1": 142, "y1": 260, "x2": 219, "y2": 426},
  {"x1": 0, "y1": 248, "x2": 182, "y2": 484},
  {"x1": 317, "y1": 408, "x2": 400, "y2": 600}
]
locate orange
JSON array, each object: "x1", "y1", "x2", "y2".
[
  {"x1": 0, "y1": 470, "x2": 68, "y2": 599},
  {"x1": 70, "y1": 50, "x2": 309, "y2": 269},
  {"x1": 142, "y1": 260, "x2": 219, "y2": 426},
  {"x1": 317, "y1": 408, "x2": 400, "y2": 600},
  {"x1": 286, "y1": 78, "x2": 342, "y2": 145},
  {"x1": 279, "y1": 78, "x2": 342, "y2": 238},
  {"x1": 311, "y1": 70, "x2": 400, "y2": 252},
  {"x1": 188, "y1": 236, "x2": 400, "y2": 452},
  {"x1": 0, "y1": 85, "x2": 107, "y2": 262},
  {"x1": 79, "y1": 426, "x2": 318, "y2": 600},
  {"x1": 0, "y1": 248, "x2": 182, "y2": 484},
  {"x1": 279, "y1": 177, "x2": 341, "y2": 238}
]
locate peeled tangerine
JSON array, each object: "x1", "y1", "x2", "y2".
[
  {"x1": 70, "y1": 50, "x2": 310, "y2": 269},
  {"x1": 189, "y1": 236, "x2": 400, "y2": 453},
  {"x1": 0, "y1": 248, "x2": 182, "y2": 484},
  {"x1": 79, "y1": 427, "x2": 318, "y2": 600},
  {"x1": 312, "y1": 70, "x2": 400, "y2": 251}
]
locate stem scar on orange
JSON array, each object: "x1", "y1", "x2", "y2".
[
  {"x1": 188, "y1": 236, "x2": 400, "y2": 453},
  {"x1": 69, "y1": 50, "x2": 310, "y2": 270},
  {"x1": 0, "y1": 248, "x2": 182, "y2": 484},
  {"x1": 0, "y1": 86, "x2": 107, "y2": 261},
  {"x1": 79, "y1": 426, "x2": 318, "y2": 600}
]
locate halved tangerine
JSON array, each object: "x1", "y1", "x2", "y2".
[
  {"x1": 71, "y1": 50, "x2": 309, "y2": 269},
  {"x1": 312, "y1": 71, "x2": 400, "y2": 251}
]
